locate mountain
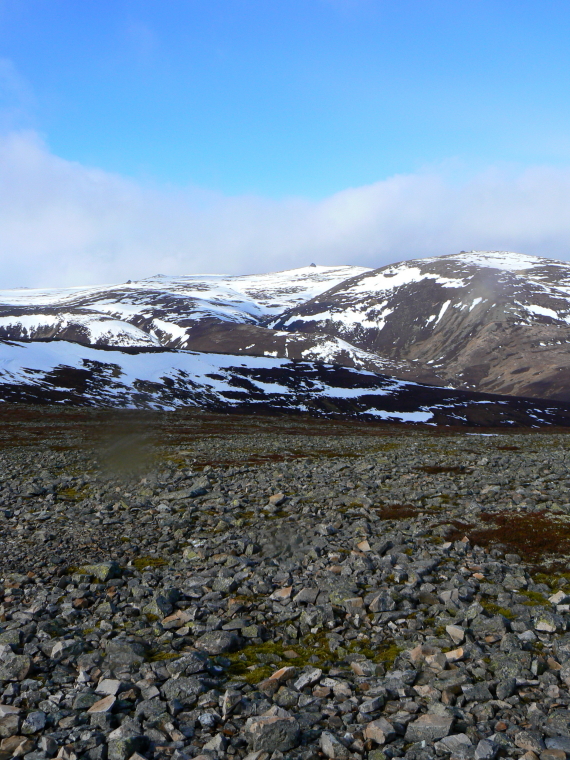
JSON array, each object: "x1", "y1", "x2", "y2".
[
  {"x1": 1, "y1": 338, "x2": 570, "y2": 427},
  {"x1": 4, "y1": 251, "x2": 570, "y2": 404},
  {"x1": 0, "y1": 265, "x2": 441, "y2": 384},
  {"x1": 0, "y1": 265, "x2": 369, "y2": 347},
  {"x1": 270, "y1": 251, "x2": 570, "y2": 401}
]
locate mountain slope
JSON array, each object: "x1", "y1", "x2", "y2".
[
  {"x1": 0, "y1": 339, "x2": 569, "y2": 427},
  {"x1": 0, "y1": 265, "x2": 370, "y2": 347},
  {"x1": 2, "y1": 265, "x2": 441, "y2": 382},
  {"x1": 5, "y1": 251, "x2": 570, "y2": 402},
  {"x1": 270, "y1": 251, "x2": 570, "y2": 401}
]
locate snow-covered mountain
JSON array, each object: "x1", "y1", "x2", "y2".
[
  {"x1": 0, "y1": 264, "x2": 440, "y2": 383},
  {"x1": 4, "y1": 251, "x2": 570, "y2": 404},
  {"x1": 0, "y1": 338, "x2": 568, "y2": 427},
  {"x1": 271, "y1": 251, "x2": 570, "y2": 401},
  {"x1": 0, "y1": 265, "x2": 369, "y2": 347}
]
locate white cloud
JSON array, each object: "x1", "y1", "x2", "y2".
[{"x1": 2, "y1": 130, "x2": 570, "y2": 288}]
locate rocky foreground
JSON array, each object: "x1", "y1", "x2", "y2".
[{"x1": 2, "y1": 408, "x2": 570, "y2": 760}]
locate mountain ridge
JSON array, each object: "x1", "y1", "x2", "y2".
[
  {"x1": 2, "y1": 250, "x2": 570, "y2": 404},
  {"x1": 271, "y1": 250, "x2": 570, "y2": 400}
]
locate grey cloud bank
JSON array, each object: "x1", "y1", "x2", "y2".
[{"x1": 2, "y1": 130, "x2": 570, "y2": 288}]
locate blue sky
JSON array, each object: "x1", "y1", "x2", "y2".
[
  {"x1": 2, "y1": 0, "x2": 570, "y2": 286},
  {"x1": 2, "y1": 0, "x2": 570, "y2": 197}
]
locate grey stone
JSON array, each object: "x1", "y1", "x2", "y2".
[
  {"x1": 435, "y1": 734, "x2": 472, "y2": 754},
  {"x1": 546, "y1": 737, "x2": 570, "y2": 753},
  {"x1": 515, "y1": 731, "x2": 546, "y2": 753},
  {"x1": 202, "y1": 733, "x2": 228, "y2": 753},
  {"x1": 104, "y1": 640, "x2": 145, "y2": 669},
  {"x1": 462, "y1": 682, "x2": 493, "y2": 702},
  {"x1": 319, "y1": 731, "x2": 350, "y2": 760},
  {"x1": 293, "y1": 588, "x2": 319, "y2": 605},
  {"x1": 47, "y1": 639, "x2": 84, "y2": 661},
  {"x1": 165, "y1": 651, "x2": 210, "y2": 677},
  {"x1": 107, "y1": 735, "x2": 148, "y2": 760},
  {"x1": 38, "y1": 736, "x2": 58, "y2": 757},
  {"x1": 160, "y1": 676, "x2": 204, "y2": 703},
  {"x1": 495, "y1": 678, "x2": 517, "y2": 700},
  {"x1": 80, "y1": 561, "x2": 120, "y2": 582},
  {"x1": 474, "y1": 739, "x2": 499, "y2": 760},
  {"x1": 368, "y1": 592, "x2": 397, "y2": 613},
  {"x1": 142, "y1": 594, "x2": 173, "y2": 618},
  {"x1": 95, "y1": 679, "x2": 123, "y2": 696},
  {"x1": 195, "y1": 630, "x2": 241, "y2": 655},
  {"x1": 359, "y1": 696, "x2": 385, "y2": 714},
  {"x1": 405, "y1": 714, "x2": 454, "y2": 742},
  {"x1": 72, "y1": 692, "x2": 99, "y2": 710},
  {"x1": 547, "y1": 711, "x2": 570, "y2": 737},
  {"x1": 364, "y1": 718, "x2": 396, "y2": 745},
  {"x1": 294, "y1": 668, "x2": 322, "y2": 691},
  {"x1": 0, "y1": 654, "x2": 31, "y2": 681},
  {"x1": 0, "y1": 712, "x2": 19, "y2": 738},
  {"x1": 244, "y1": 714, "x2": 300, "y2": 752}
]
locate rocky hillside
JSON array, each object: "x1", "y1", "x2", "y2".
[
  {"x1": 1, "y1": 410, "x2": 570, "y2": 760},
  {"x1": 270, "y1": 251, "x2": 570, "y2": 401},
  {"x1": 0, "y1": 339, "x2": 570, "y2": 426}
]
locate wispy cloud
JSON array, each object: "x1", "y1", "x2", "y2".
[{"x1": 1, "y1": 129, "x2": 570, "y2": 288}]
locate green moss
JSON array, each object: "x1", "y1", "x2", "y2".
[
  {"x1": 480, "y1": 599, "x2": 515, "y2": 620},
  {"x1": 147, "y1": 650, "x2": 179, "y2": 662},
  {"x1": 165, "y1": 456, "x2": 190, "y2": 467},
  {"x1": 58, "y1": 485, "x2": 90, "y2": 501},
  {"x1": 374, "y1": 643, "x2": 403, "y2": 666},
  {"x1": 226, "y1": 640, "x2": 291, "y2": 684},
  {"x1": 133, "y1": 557, "x2": 167, "y2": 571},
  {"x1": 518, "y1": 590, "x2": 549, "y2": 606},
  {"x1": 224, "y1": 632, "x2": 399, "y2": 685},
  {"x1": 262, "y1": 511, "x2": 288, "y2": 520},
  {"x1": 533, "y1": 571, "x2": 570, "y2": 589}
]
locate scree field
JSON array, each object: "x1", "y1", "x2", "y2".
[{"x1": 1, "y1": 407, "x2": 570, "y2": 760}]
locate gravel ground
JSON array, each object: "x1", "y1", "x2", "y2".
[{"x1": 2, "y1": 407, "x2": 570, "y2": 760}]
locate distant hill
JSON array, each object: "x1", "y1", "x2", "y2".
[{"x1": 2, "y1": 251, "x2": 570, "y2": 407}]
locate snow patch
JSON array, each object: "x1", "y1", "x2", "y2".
[
  {"x1": 524, "y1": 304, "x2": 561, "y2": 321},
  {"x1": 367, "y1": 409, "x2": 434, "y2": 422},
  {"x1": 149, "y1": 319, "x2": 191, "y2": 344},
  {"x1": 435, "y1": 300, "x2": 451, "y2": 324},
  {"x1": 448, "y1": 251, "x2": 547, "y2": 271},
  {"x1": 347, "y1": 267, "x2": 466, "y2": 295}
]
